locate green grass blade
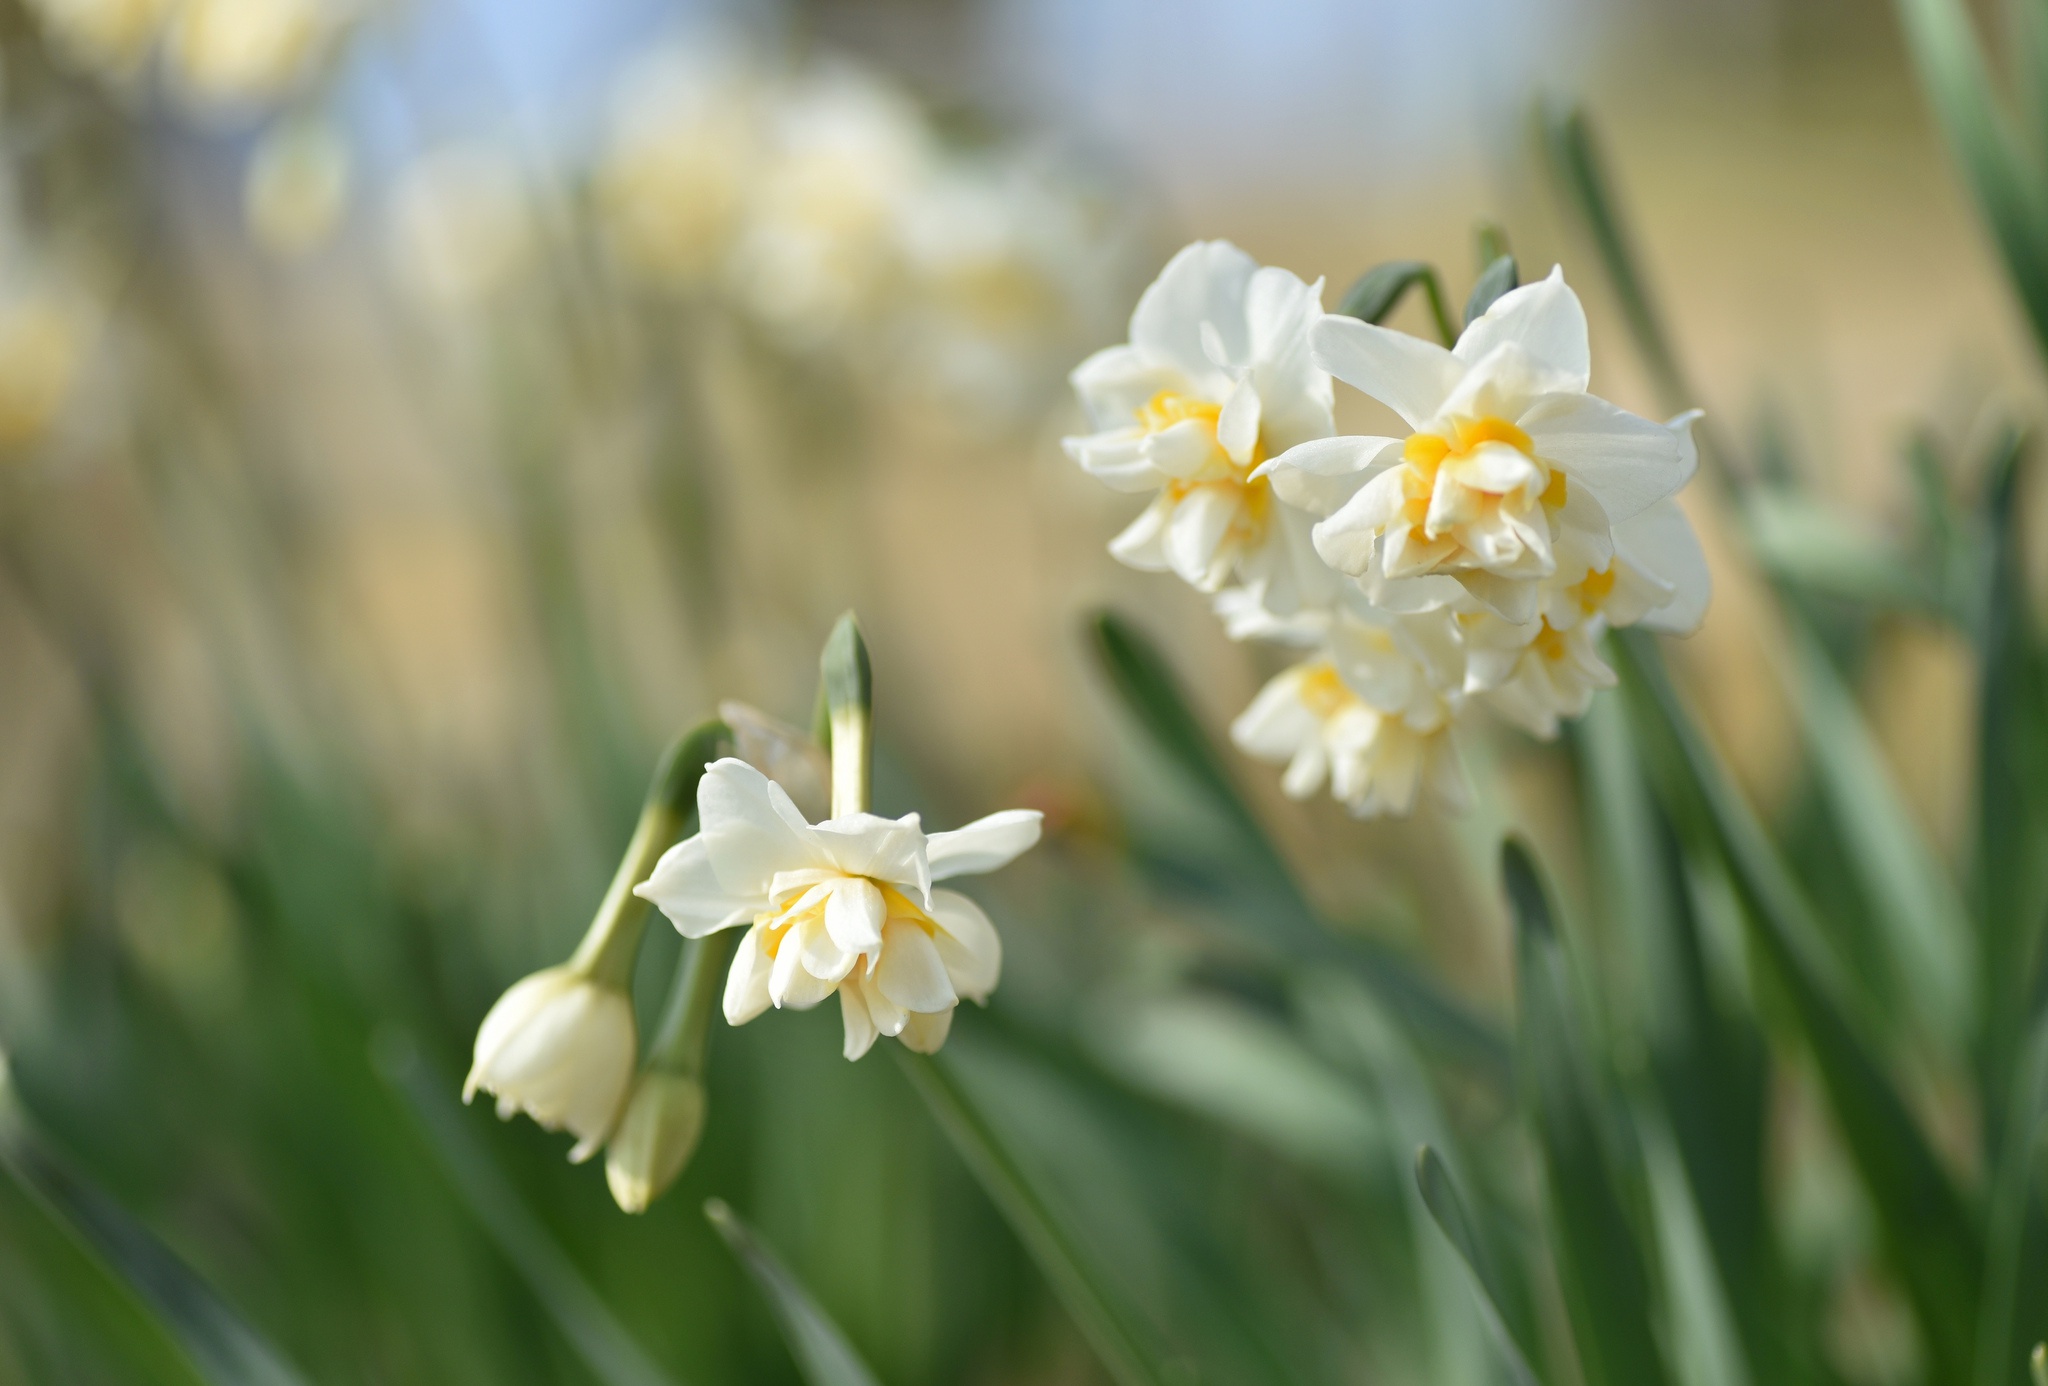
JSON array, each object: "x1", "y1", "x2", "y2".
[
  {"x1": 1777, "y1": 616, "x2": 1975, "y2": 1048},
  {"x1": 704, "y1": 1199, "x2": 884, "y2": 1386},
  {"x1": 1506, "y1": 840, "x2": 1676, "y2": 1386},
  {"x1": 1893, "y1": 0, "x2": 2048, "y2": 361},
  {"x1": 1977, "y1": 1016, "x2": 2048, "y2": 1386},
  {"x1": 0, "y1": 1061, "x2": 308, "y2": 1386},
  {"x1": 1614, "y1": 631, "x2": 1984, "y2": 1383},
  {"x1": 896, "y1": 1047, "x2": 1173, "y2": 1386},
  {"x1": 1413, "y1": 1145, "x2": 1544, "y2": 1386},
  {"x1": 380, "y1": 1042, "x2": 683, "y2": 1386}
]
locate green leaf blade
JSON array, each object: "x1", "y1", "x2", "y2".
[{"x1": 704, "y1": 1199, "x2": 883, "y2": 1386}]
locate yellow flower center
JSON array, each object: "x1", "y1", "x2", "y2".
[
  {"x1": 1398, "y1": 415, "x2": 1562, "y2": 528},
  {"x1": 1533, "y1": 619, "x2": 1568, "y2": 662},
  {"x1": 755, "y1": 877, "x2": 937, "y2": 963},
  {"x1": 1573, "y1": 563, "x2": 1617, "y2": 614},
  {"x1": 1138, "y1": 389, "x2": 1273, "y2": 537},
  {"x1": 1298, "y1": 662, "x2": 1359, "y2": 719}
]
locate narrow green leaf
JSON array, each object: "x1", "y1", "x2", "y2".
[
  {"x1": 1085, "y1": 993, "x2": 1384, "y2": 1182},
  {"x1": 1335, "y1": 261, "x2": 1455, "y2": 343},
  {"x1": 1742, "y1": 491, "x2": 1928, "y2": 610},
  {"x1": 1572, "y1": 702, "x2": 1798, "y2": 1386},
  {"x1": 704, "y1": 1199, "x2": 883, "y2": 1386},
  {"x1": 379, "y1": 1041, "x2": 683, "y2": 1386},
  {"x1": 1089, "y1": 609, "x2": 1512, "y2": 1086},
  {"x1": 1977, "y1": 1016, "x2": 2048, "y2": 1386},
  {"x1": 1777, "y1": 614, "x2": 1974, "y2": 1048},
  {"x1": 1613, "y1": 631, "x2": 1984, "y2": 1383},
  {"x1": 0, "y1": 1061, "x2": 307, "y2": 1386},
  {"x1": 1892, "y1": 0, "x2": 2048, "y2": 362},
  {"x1": 896, "y1": 1047, "x2": 1173, "y2": 1386},
  {"x1": 1975, "y1": 431, "x2": 2048, "y2": 1117},
  {"x1": 1463, "y1": 255, "x2": 1518, "y2": 329},
  {"x1": 1506, "y1": 840, "x2": 1676, "y2": 1386},
  {"x1": 1538, "y1": 103, "x2": 1691, "y2": 414},
  {"x1": 1414, "y1": 1146, "x2": 1544, "y2": 1386}
]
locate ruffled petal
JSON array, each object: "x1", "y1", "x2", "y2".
[
  {"x1": 927, "y1": 810, "x2": 1043, "y2": 880},
  {"x1": 635, "y1": 834, "x2": 758, "y2": 937},
  {"x1": 1308, "y1": 315, "x2": 1462, "y2": 428},
  {"x1": 928, "y1": 889, "x2": 1002, "y2": 1001},
  {"x1": 696, "y1": 758, "x2": 816, "y2": 897},
  {"x1": 875, "y1": 920, "x2": 957, "y2": 1013},
  {"x1": 1453, "y1": 266, "x2": 1590, "y2": 391}
]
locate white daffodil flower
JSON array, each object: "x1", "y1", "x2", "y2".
[
  {"x1": 1254, "y1": 268, "x2": 1697, "y2": 624},
  {"x1": 1231, "y1": 608, "x2": 1469, "y2": 818},
  {"x1": 465, "y1": 966, "x2": 637, "y2": 1163},
  {"x1": 634, "y1": 759, "x2": 1041, "y2": 1060},
  {"x1": 1065, "y1": 240, "x2": 1337, "y2": 610}
]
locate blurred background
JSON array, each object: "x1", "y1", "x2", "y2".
[{"x1": 0, "y1": 0, "x2": 2032, "y2": 1382}]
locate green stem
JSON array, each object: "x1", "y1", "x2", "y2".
[
  {"x1": 645, "y1": 931, "x2": 740, "y2": 1075},
  {"x1": 570, "y1": 723, "x2": 732, "y2": 989},
  {"x1": 1419, "y1": 270, "x2": 1457, "y2": 347}
]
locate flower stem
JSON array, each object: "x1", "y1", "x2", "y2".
[
  {"x1": 572, "y1": 720, "x2": 732, "y2": 990},
  {"x1": 646, "y1": 929, "x2": 741, "y2": 1075}
]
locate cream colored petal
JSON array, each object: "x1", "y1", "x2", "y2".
[
  {"x1": 1108, "y1": 495, "x2": 1174, "y2": 570},
  {"x1": 1453, "y1": 266, "x2": 1589, "y2": 391},
  {"x1": 898, "y1": 1006, "x2": 955, "y2": 1054},
  {"x1": 927, "y1": 889, "x2": 1001, "y2": 1001},
  {"x1": 1130, "y1": 240, "x2": 1256, "y2": 384},
  {"x1": 1617, "y1": 498, "x2": 1711, "y2": 635},
  {"x1": 1520, "y1": 392, "x2": 1690, "y2": 523},
  {"x1": 839, "y1": 985, "x2": 879, "y2": 1060},
  {"x1": 927, "y1": 810, "x2": 1043, "y2": 880},
  {"x1": 698, "y1": 758, "x2": 816, "y2": 896},
  {"x1": 1216, "y1": 376, "x2": 1262, "y2": 467},
  {"x1": 1162, "y1": 485, "x2": 1240, "y2": 591},
  {"x1": 825, "y1": 875, "x2": 887, "y2": 953},
  {"x1": 635, "y1": 834, "x2": 759, "y2": 937},
  {"x1": 1255, "y1": 435, "x2": 1402, "y2": 517},
  {"x1": 1309, "y1": 315, "x2": 1462, "y2": 429},
  {"x1": 876, "y1": 920, "x2": 957, "y2": 1013},
  {"x1": 723, "y1": 925, "x2": 774, "y2": 1024},
  {"x1": 859, "y1": 970, "x2": 909, "y2": 1037},
  {"x1": 811, "y1": 812, "x2": 928, "y2": 898}
]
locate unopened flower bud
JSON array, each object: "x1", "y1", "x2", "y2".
[
  {"x1": 604, "y1": 1070, "x2": 706, "y2": 1213},
  {"x1": 464, "y1": 965, "x2": 635, "y2": 1163}
]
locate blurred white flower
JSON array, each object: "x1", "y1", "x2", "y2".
[
  {"x1": 464, "y1": 964, "x2": 636, "y2": 1163},
  {"x1": 604, "y1": 1070, "x2": 705, "y2": 1214},
  {"x1": 634, "y1": 758, "x2": 1040, "y2": 1060},
  {"x1": 729, "y1": 64, "x2": 932, "y2": 338},
  {"x1": 22, "y1": 0, "x2": 173, "y2": 78},
  {"x1": 164, "y1": 0, "x2": 329, "y2": 110},
  {"x1": 386, "y1": 143, "x2": 533, "y2": 309},
  {"x1": 243, "y1": 116, "x2": 349, "y2": 256},
  {"x1": 0, "y1": 279, "x2": 92, "y2": 453},
  {"x1": 1231, "y1": 627, "x2": 1468, "y2": 819},
  {"x1": 1065, "y1": 241, "x2": 1336, "y2": 610},
  {"x1": 596, "y1": 43, "x2": 762, "y2": 291},
  {"x1": 1256, "y1": 268, "x2": 1696, "y2": 624}
]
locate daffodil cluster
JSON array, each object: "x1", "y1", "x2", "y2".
[{"x1": 1068, "y1": 241, "x2": 1710, "y2": 817}]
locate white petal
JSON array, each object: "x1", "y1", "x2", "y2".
[
  {"x1": 635, "y1": 834, "x2": 758, "y2": 937},
  {"x1": 810, "y1": 812, "x2": 928, "y2": 898},
  {"x1": 1308, "y1": 315, "x2": 1462, "y2": 429},
  {"x1": 1108, "y1": 496, "x2": 1173, "y2": 570},
  {"x1": 1162, "y1": 486, "x2": 1240, "y2": 590},
  {"x1": 1069, "y1": 343, "x2": 1181, "y2": 430},
  {"x1": 839, "y1": 986, "x2": 878, "y2": 1060},
  {"x1": 898, "y1": 1006, "x2": 955, "y2": 1054},
  {"x1": 825, "y1": 875, "x2": 887, "y2": 952},
  {"x1": 697, "y1": 759, "x2": 816, "y2": 897},
  {"x1": 1245, "y1": 269, "x2": 1334, "y2": 450},
  {"x1": 769, "y1": 930, "x2": 838, "y2": 1010},
  {"x1": 859, "y1": 970, "x2": 908, "y2": 1037},
  {"x1": 1453, "y1": 266, "x2": 1589, "y2": 391},
  {"x1": 723, "y1": 927, "x2": 774, "y2": 1024},
  {"x1": 1130, "y1": 240, "x2": 1256, "y2": 384},
  {"x1": 927, "y1": 810, "x2": 1043, "y2": 880},
  {"x1": 1312, "y1": 470, "x2": 1404, "y2": 576},
  {"x1": 1520, "y1": 392, "x2": 1691, "y2": 523},
  {"x1": 1144, "y1": 418, "x2": 1227, "y2": 480},
  {"x1": 1216, "y1": 377, "x2": 1262, "y2": 467},
  {"x1": 1255, "y1": 435, "x2": 1401, "y2": 516},
  {"x1": 876, "y1": 920, "x2": 957, "y2": 1013},
  {"x1": 1065, "y1": 430, "x2": 1166, "y2": 493},
  {"x1": 800, "y1": 911, "x2": 858, "y2": 981},
  {"x1": 928, "y1": 889, "x2": 1002, "y2": 1001},
  {"x1": 1616, "y1": 498, "x2": 1711, "y2": 634}
]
